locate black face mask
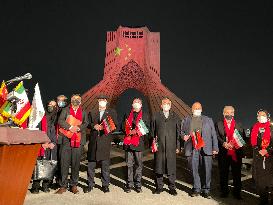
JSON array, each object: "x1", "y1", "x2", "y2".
[
  {"x1": 47, "y1": 106, "x2": 55, "y2": 113},
  {"x1": 71, "y1": 99, "x2": 81, "y2": 106},
  {"x1": 224, "y1": 115, "x2": 233, "y2": 120}
]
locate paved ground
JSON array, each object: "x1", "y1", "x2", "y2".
[{"x1": 24, "y1": 147, "x2": 260, "y2": 205}]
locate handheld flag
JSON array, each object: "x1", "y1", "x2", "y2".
[
  {"x1": 28, "y1": 83, "x2": 45, "y2": 129},
  {"x1": 191, "y1": 130, "x2": 205, "y2": 150},
  {"x1": 101, "y1": 115, "x2": 116, "y2": 135}
]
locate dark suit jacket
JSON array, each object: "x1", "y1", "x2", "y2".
[
  {"x1": 215, "y1": 119, "x2": 246, "y2": 158},
  {"x1": 87, "y1": 108, "x2": 118, "y2": 161},
  {"x1": 181, "y1": 115, "x2": 219, "y2": 156},
  {"x1": 58, "y1": 106, "x2": 89, "y2": 145}
]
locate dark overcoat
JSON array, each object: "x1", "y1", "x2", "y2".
[
  {"x1": 151, "y1": 111, "x2": 181, "y2": 175},
  {"x1": 87, "y1": 108, "x2": 118, "y2": 161}
]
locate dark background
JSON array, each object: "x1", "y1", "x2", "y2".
[{"x1": 0, "y1": 0, "x2": 272, "y2": 127}]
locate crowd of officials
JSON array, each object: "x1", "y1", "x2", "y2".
[{"x1": 30, "y1": 94, "x2": 273, "y2": 205}]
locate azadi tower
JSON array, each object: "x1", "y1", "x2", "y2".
[{"x1": 82, "y1": 26, "x2": 191, "y2": 119}]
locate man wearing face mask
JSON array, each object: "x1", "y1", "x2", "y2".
[
  {"x1": 215, "y1": 106, "x2": 246, "y2": 199},
  {"x1": 251, "y1": 110, "x2": 273, "y2": 205},
  {"x1": 150, "y1": 97, "x2": 181, "y2": 196},
  {"x1": 55, "y1": 94, "x2": 68, "y2": 185},
  {"x1": 56, "y1": 95, "x2": 68, "y2": 143},
  {"x1": 56, "y1": 94, "x2": 89, "y2": 194},
  {"x1": 84, "y1": 94, "x2": 118, "y2": 193},
  {"x1": 181, "y1": 102, "x2": 218, "y2": 198},
  {"x1": 30, "y1": 100, "x2": 58, "y2": 194},
  {"x1": 44, "y1": 100, "x2": 58, "y2": 162},
  {"x1": 122, "y1": 98, "x2": 150, "y2": 193}
]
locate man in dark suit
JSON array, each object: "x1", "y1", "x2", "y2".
[
  {"x1": 55, "y1": 94, "x2": 89, "y2": 194},
  {"x1": 84, "y1": 94, "x2": 118, "y2": 193},
  {"x1": 181, "y1": 102, "x2": 219, "y2": 198},
  {"x1": 123, "y1": 98, "x2": 150, "y2": 193},
  {"x1": 55, "y1": 94, "x2": 68, "y2": 186},
  {"x1": 215, "y1": 106, "x2": 246, "y2": 199},
  {"x1": 151, "y1": 97, "x2": 181, "y2": 196}
]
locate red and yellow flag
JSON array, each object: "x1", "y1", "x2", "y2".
[{"x1": 0, "y1": 81, "x2": 8, "y2": 123}]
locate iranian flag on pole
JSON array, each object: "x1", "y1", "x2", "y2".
[
  {"x1": 12, "y1": 81, "x2": 31, "y2": 126},
  {"x1": 136, "y1": 119, "x2": 149, "y2": 136},
  {"x1": 232, "y1": 129, "x2": 246, "y2": 149}
]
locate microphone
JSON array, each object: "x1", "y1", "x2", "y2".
[{"x1": 6, "y1": 73, "x2": 32, "y2": 84}]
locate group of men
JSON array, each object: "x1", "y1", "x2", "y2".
[{"x1": 32, "y1": 93, "x2": 247, "y2": 201}]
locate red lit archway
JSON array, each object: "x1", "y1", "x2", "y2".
[{"x1": 82, "y1": 26, "x2": 191, "y2": 119}]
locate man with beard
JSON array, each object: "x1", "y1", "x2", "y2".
[
  {"x1": 151, "y1": 97, "x2": 181, "y2": 196},
  {"x1": 55, "y1": 94, "x2": 88, "y2": 194},
  {"x1": 215, "y1": 106, "x2": 246, "y2": 199}
]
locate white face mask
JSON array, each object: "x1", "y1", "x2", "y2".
[
  {"x1": 99, "y1": 101, "x2": 107, "y2": 108},
  {"x1": 132, "y1": 102, "x2": 142, "y2": 110},
  {"x1": 258, "y1": 116, "x2": 268, "y2": 124},
  {"x1": 162, "y1": 104, "x2": 171, "y2": 112},
  {"x1": 193, "y1": 109, "x2": 202, "y2": 117}
]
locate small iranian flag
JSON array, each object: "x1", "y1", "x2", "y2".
[
  {"x1": 12, "y1": 81, "x2": 31, "y2": 126},
  {"x1": 232, "y1": 129, "x2": 246, "y2": 149},
  {"x1": 137, "y1": 119, "x2": 149, "y2": 136}
]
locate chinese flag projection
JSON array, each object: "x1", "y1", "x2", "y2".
[{"x1": 82, "y1": 26, "x2": 191, "y2": 119}]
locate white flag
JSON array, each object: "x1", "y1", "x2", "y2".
[{"x1": 28, "y1": 83, "x2": 45, "y2": 129}]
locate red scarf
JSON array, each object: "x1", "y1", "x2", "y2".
[
  {"x1": 124, "y1": 109, "x2": 143, "y2": 147},
  {"x1": 70, "y1": 105, "x2": 82, "y2": 148},
  {"x1": 223, "y1": 118, "x2": 237, "y2": 161},
  {"x1": 251, "y1": 121, "x2": 271, "y2": 157}
]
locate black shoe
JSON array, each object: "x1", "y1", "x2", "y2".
[
  {"x1": 220, "y1": 192, "x2": 229, "y2": 198},
  {"x1": 169, "y1": 189, "x2": 178, "y2": 196},
  {"x1": 259, "y1": 199, "x2": 269, "y2": 205},
  {"x1": 190, "y1": 191, "x2": 200, "y2": 197},
  {"x1": 124, "y1": 186, "x2": 132, "y2": 193},
  {"x1": 202, "y1": 192, "x2": 212, "y2": 199},
  {"x1": 41, "y1": 186, "x2": 50, "y2": 193},
  {"x1": 83, "y1": 186, "x2": 93, "y2": 193},
  {"x1": 135, "y1": 187, "x2": 143, "y2": 193},
  {"x1": 50, "y1": 183, "x2": 60, "y2": 190},
  {"x1": 153, "y1": 188, "x2": 163, "y2": 194},
  {"x1": 232, "y1": 191, "x2": 242, "y2": 200},
  {"x1": 30, "y1": 188, "x2": 39, "y2": 194},
  {"x1": 102, "y1": 186, "x2": 110, "y2": 193},
  {"x1": 233, "y1": 193, "x2": 243, "y2": 200}
]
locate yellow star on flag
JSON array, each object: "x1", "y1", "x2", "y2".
[{"x1": 114, "y1": 47, "x2": 123, "y2": 56}]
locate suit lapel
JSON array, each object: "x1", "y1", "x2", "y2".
[
  {"x1": 160, "y1": 110, "x2": 173, "y2": 121},
  {"x1": 186, "y1": 117, "x2": 192, "y2": 135},
  {"x1": 201, "y1": 115, "x2": 205, "y2": 135},
  {"x1": 95, "y1": 110, "x2": 100, "y2": 124}
]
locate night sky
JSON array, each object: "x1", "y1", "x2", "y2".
[{"x1": 0, "y1": 0, "x2": 272, "y2": 128}]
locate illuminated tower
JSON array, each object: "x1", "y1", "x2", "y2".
[{"x1": 82, "y1": 26, "x2": 191, "y2": 118}]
